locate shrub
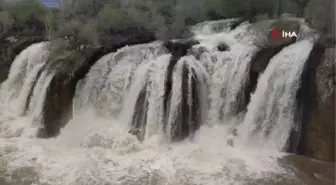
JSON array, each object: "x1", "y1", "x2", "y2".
[
  {"x1": 54, "y1": 19, "x2": 99, "y2": 50},
  {"x1": 44, "y1": 9, "x2": 60, "y2": 38},
  {"x1": 0, "y1": 11, "x2": 13, "y2": 34},
  {"x1": 97, "y1": 4, "x2": 130, "y2": 31},
  {"x1": 7, "y1": 0, "x2": 47, "y2": 22}
]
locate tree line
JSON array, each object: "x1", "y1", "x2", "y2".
[{"x1": 0, "y1": 0, "x2": 334, "y2": 45}]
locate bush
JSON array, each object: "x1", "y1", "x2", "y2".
[
  {"x1": 205, "y1": 0, "x2": 252, "y2": 19},
  {"x1": 44, "y1": 9, "x2": 60, "y2": 38},
  {"x1": 97, "y1": 5, "x2": 130, "y2": 31},
  {"x1": 7, "y1": 0, "x2": 47, "y2": 22},
  {"x1": 2, "y1": 0, "x2": 334, "y2": 56},
  {"x1": 53, "y1": 19, "x2": 99, "y2": 50}
]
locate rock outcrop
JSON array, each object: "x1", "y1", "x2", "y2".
[
  {"x1": 297, "y1": 45, "x2": 335, "y2": 161},
  {"x1": 38, "y1": 47, "x2": 111, "y2": 137}
]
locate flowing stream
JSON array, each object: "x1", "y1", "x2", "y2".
[{"x1": 0, "y1": 20, "x2": 333, "y2": 185}]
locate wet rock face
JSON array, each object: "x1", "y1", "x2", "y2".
[
  {"x1": 38, "y1": 73, "x2": 76, "y2": 138},
  {"x1": 290, "y1": 44, "x2": 326, "y2": 154},
  {"x1": 129, "y1": 85, "x2": 149, "y2": 141},
  {"x1": 297, "y1": 45, "x2": 335, "y2": 161},
  {"x1": 163, "y1": 40, "x2": 201, "y2": 141},
  {"x1": 38, "y1": 48, "x2": 113, "y2": 138},
  {"x1": 170, "y1": 64, "x2": 201, "y2": 142},
  {"x1": 163, "y1": 40, "x2": 196, "y2": 125}
]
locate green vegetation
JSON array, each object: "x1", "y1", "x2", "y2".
[{"x1": 0, "y1": 0, "x2": 334, "y2": 62}]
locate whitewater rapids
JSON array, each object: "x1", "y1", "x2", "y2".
[{"x1": 0, "y1": 20, "x2": 329, "y2": 185}]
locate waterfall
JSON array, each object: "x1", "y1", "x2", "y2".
[
  {"x1": 0, "y1": 42, "x2": 49, "y2": 116},
  {"x1": 0, "y1": 19, "x2": 322, "y2": 185},
  {"x1": 122, "y1": 54, "x2": 172, "y2": 140},
  {"x1": 236, "y1": 40, "x2": 315, "y2": 151},
  {"x1": 74, "y1": 42, "x2": 167, "y2": 118},
  {"x1": 195, "y1": 22, "x2": 258, "y2": 125},
  {"x1": 0, "y1": 42, "x2": 54, "y2": 137},
  {"x1": 166, "y1": 55, "x2": 208, "y2": 141}
]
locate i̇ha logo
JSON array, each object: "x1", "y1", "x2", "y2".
[{"x1": 271, "y1": 28, "x2": 298, "y2": 39}]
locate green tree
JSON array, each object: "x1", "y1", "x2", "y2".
[{"x1": 7, "y1": 0, "x2": 47, "y2": 22}]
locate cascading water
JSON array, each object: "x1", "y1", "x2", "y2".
[
  {"x1": 74, "y1": 42, "x2": 167, "y2": 118},
  {"x1": 0, "y1": 42, "x2": 53, "y2": 138},
  {"x1": 235, "y1": 39, "x2": 315, "y2": 151},
  {"x1": 0, "y1": 42, "x2": 49, "y2": 116},
  {"x1": 195, "y1": 22, "x2": 258, "y2": 125},
  {"x1": 0, "y1": 19, "x2": 323, "y2": 185},
  {"x1": 166, "y1": 55, "x2": 208, "y2": 141},
  {"x1": 192, "y1": 18, "x2": 239, "y2": 36}
]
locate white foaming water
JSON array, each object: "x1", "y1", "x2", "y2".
[
  {"x1": 121, "y1": 54, "x2": 172, "y2": 139},
  {"x1": 236, "y1": 40, "x2": 314, "y2": 151},
  {"x1": 0, "y1": 20, "x2": 312, "y2": 185},
  {"x1": 0, "y1": 42, "x2": 53, "y2": 138},
  {"x1": 194, "y1": 21, "x2": 258, "y2": 125},
  {"x1": 166, "y1": 55, "x2": 209, "y2": 140},
  {"x1": 0, "y1": 42, "x2": 49, "y2": 115},
  {"x1": 0, "y1": 110, "x2": 289, "y2": 185},
  {"x1": 74, "y1": 42, "x2": 167, "y2": 118},
  {"x1": 192, "y1": 18, "x2": 239, "y2": 36}
]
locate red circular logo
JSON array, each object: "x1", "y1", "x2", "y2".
[{"x1": 271, "y1": 28, "x2": 282, "y2": 39}]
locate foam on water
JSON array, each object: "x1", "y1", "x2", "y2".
[
  {"x1": 0, "y1": 20, "x2": 313, "y2": 185},
  {"x1": 0, "y1": 109, "x2": 290, "y2": 185}
]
